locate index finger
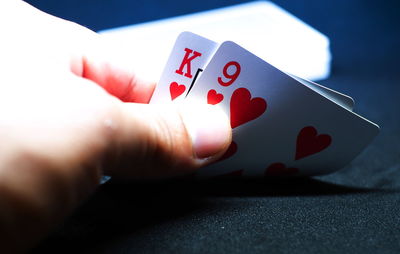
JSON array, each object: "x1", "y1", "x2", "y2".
[{"x1": 71, "y1": 33, "x2": 156, "y2": 103}]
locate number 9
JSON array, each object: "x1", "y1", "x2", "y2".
[{"x1": 218, "y1": 61, "x2": 241, "y2": 87}]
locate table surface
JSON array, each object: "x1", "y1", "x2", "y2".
[{"x1": 27, "y1": 0, "x2": 400, "y2": 253}]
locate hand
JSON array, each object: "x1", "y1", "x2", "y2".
[{"x1": 0, "y1": 1, "x2": 231, "y2": 252}]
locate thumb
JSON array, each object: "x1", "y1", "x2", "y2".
[{"x1": 103, "y1": 102, "x2": 232, "y2": 178}]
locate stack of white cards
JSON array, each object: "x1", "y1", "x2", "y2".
[
  {"x1": 150, "y1": 32, "x2": 379, "y2": 177},
  {"x1": 100, "y1": 1, "x2": 331, "y2": 82}
]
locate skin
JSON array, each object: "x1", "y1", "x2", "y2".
[{"x1": 0, "y1": 1, "x2": 232, "y2": 252}]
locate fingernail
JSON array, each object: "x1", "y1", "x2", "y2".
[{"x1": 180, "y1": 104, "x2": 232, "y2": 159}]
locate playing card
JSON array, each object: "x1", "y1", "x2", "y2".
[
  {"x1": 287, "y1": 74, "x2": 354, "y2": 111},
  {"x1": 150, "y1": 32, "x2": 218, "y2": 103},
  {"x1": 186, "y1": 41, "x2": 379, "y2": 177}
]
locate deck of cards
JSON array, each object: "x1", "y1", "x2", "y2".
[{"x1": 150, "y1": 32, "x2": 380, "y2": 177}]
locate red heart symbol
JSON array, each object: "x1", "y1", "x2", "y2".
[
  {"x1": 265, "y1": 163, "x2": 299, "y2": 176},
  {"x1": 207, "y1": 89, "x2": 224, "y2": 105},
  {"x1": 169, "y1": 82, "x2": 186, "y2": 100},
  {"x1": 230, "y1": 88, "x2": 267, "y2": 129},
  {"x1": 216, "y1": 141, "x2": 237, "y2": 163},
  {"x1": 295, "y1": 126, "x2": 332, "y2": 160}
]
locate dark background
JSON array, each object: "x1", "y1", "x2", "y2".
[{"x1": 26, "y1": 0, "x2": 400, "y2": 253}]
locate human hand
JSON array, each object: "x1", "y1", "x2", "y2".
[{"x1": 0, "y1": 1, "x2": 231, "y2": 252}]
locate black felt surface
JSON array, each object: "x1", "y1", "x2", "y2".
[{"x1": 28, "y1": 0, "x2": 400, "y2": 253}]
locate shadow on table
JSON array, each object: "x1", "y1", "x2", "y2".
[{"x1": 32, "y1": 176, "x2": 387, "y2": 253}]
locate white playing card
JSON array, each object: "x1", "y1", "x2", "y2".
[
  {"x1": 186, "y1": 41, "x2": 379, "y2": 177},
  {"x1": 150, "y1": 32, "x2": 219, "y2": 103},
  {"x1": 287, "y1": 73, "x2": 355, "y2": 111}
]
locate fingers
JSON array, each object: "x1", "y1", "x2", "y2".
[
  {"x1": 79, "y1": 50, "x2": 156, "y2": 103},
  {"x1": 62, "y1": 74, "x2": 232, "y2": 178},
  {"x1": 103, "y1": 102, "x2": 232, "y2": 179},
  {"x1": 68, "y1": 31, "x2": 156, "y2": 103},
  {"x1": 14, "y1": 0, "x2": 156, "y2": 104}
]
